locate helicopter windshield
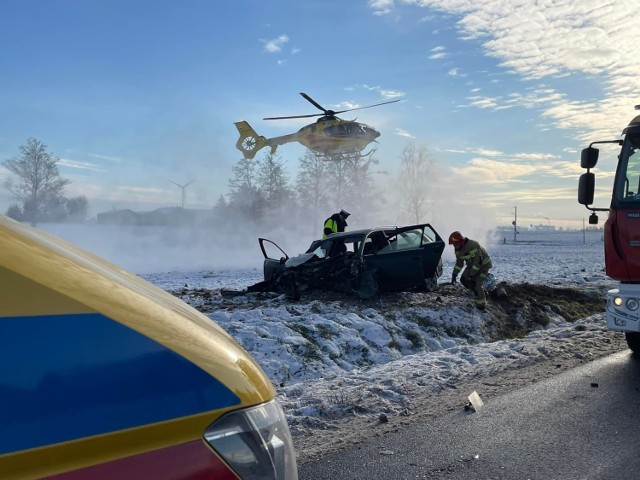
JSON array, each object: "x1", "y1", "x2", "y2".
[{"x1": 614, "y1": 133, "x2": 640, "y2": 204}]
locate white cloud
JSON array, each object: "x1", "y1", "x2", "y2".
[
  {"x1": 451, "y1": 157, "x2": 537, "y2": 184},
  {"x1": 395, "y1": 128, "x2": 416, "y2": 138},
  {"x1": 448, "y1": 68, "x2": 467, "y2": 77},
  {"x1": 380, "y1": 89, "x2": 406, "y2": 99},
  {"x1": 262, "y1": 35, "x2": 289, "y2": 53},
  {"x1": 467, "y1": 95, "x2": 499, "y2": 109},
  {"x1": 336, "y1": 101, "x2": 360, "y2": 110},
  {"x1": 354, "y1": 84, "x2": 406, "y2": 101},
  {"x1": 59, "y1": 158, "x2": 105, "y2": 172},
  {"x1": 369, "y1": 0, "x2": 395, "y2": 15},
  {"x1": 474, "y1": 147, "x2": 502, "y2": 156},
  {"x1": 394, "y1": 0, "x2": 640, "y2": 141},
  {"x1": 428, "y1": 45, "x2": 448, "y2": 59},
  {"x1": 88, "y1": 153, "x2": 123, "y2": 163}
]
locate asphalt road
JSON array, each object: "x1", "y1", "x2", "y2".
[{"x1": 299, "y1": 351, "x2": 640, "y2": 480}]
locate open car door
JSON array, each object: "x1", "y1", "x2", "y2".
[
  {"x1": 418, "y1": 224, "x2": 445, "y2": 286},
  {"x1": 258, "y1": 238, "x2": 289, "y2": 281}
]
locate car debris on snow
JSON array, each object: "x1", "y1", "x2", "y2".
[{"x1": 465, "y1": 391, "x2": 485, "y2": 412}]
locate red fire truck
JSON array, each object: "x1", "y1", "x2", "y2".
[{"x1": 579, "y1": 106, "x2": 640, "y2": 353}]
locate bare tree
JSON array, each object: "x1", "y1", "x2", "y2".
[
  {"x1": 258, "y1": 152, "x2": 291, "y2": 209},
  {"x1": 397, "y1": 143, "x2": 438, "y2": 224},
  {"x1": 2, "y1": 138, "x2": 70, "y2": 225},
  {"x1": 297, "y1": 150, "x2": 329, "y2": 200},
  {"x1": 319, "y1": 150, "x2": 382, "y2": 225},
  {"x1": 341, "y1": 150, "x2": 381, "y2": 224},
  {"x1": 228, "y1": 156, "x2": 264, "y2": 224},
  {"x1": 295, "y1": 150, "x2": 332, "y2": 235}
]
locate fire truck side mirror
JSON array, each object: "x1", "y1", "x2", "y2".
[
  {"x1": 581, "y1": 147, "x2": 599, "y2": 169},
  {"x1": 578, "y1": 172, "x2": 595, "y2": 205},
  {"x1": 589, "y1": 213, "x2": 599, "y2": 225}
]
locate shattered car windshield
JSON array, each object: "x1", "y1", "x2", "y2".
[{"x1": 310, "y1": 235, "x2": 361, "y2": 258}]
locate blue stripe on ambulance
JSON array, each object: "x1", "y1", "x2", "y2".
[{"x1": 0, "y1": 313, "x2": 240, "y2": 455}]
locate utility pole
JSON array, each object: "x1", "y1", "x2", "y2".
[
  {"x1": 583, "y1": 218, "x2": 586, "y2": 245},
  {"x1": 512, "y1": 206, "x2": 518, "y2": 242},
  {"x1": 169, "y1": 180, "x2": 195, "y2": 208}
]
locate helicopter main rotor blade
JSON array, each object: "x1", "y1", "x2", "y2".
[
  {"x1": 299, "y1": 92, "x2": 328, "y2": 113},
  {"x1": 332, "y1": 98, "x2": 401, "y2": 115},
  {"x1": 263, "y1": 113, "x2": 324, "y2": 120},
  {"x1": 262, "y1": 95, "x2": 401, "y2": 120}
]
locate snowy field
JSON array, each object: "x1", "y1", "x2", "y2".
[
  {"x1": 138, "y1": 229, "x2": 612, "y2": 290},
  {"x1": 39, "y1": 224, "x2": 623, "y2": 461}
]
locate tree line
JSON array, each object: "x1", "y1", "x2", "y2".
[
  {"x1": 2, "y1": 138, "x2": 441, "y2": 231},
  {"x1": 215, "y1": 142, "x2": 442, "y2": 237}
]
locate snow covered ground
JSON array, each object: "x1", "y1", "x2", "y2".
[{"x1": 40, "y1": 224, "x2": 624, "y2": 463}]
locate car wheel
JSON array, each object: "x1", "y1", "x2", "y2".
[
  {"x1": 422, "y1": 274, "x2": 438, "y2": 292},
  {"x1": 355, "y1": 268, "x2": 379, "y2": 299}
]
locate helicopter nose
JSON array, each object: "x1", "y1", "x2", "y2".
[{"x1": 362, "y1": 125, "x2": 380, "y2": 139}]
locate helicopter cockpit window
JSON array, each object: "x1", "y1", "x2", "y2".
[{"x1": 324, "y1": 123, "x2": 351, "y2": 138}]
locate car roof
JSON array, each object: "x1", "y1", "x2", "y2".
[{"x1": 319, "y1": 224, "x2": 432, "y2": 240}]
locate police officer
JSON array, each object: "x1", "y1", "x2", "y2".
[
  {"x1": 449, "y1": 231, "x2": 492, "y2": 310},
  {"x1": 323, "y1": 209, "x2": 350, "y2": 238}
]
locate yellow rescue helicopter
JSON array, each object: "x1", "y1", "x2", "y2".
[{"x1": 234, "y1": 92, "x2": 400, "y2": 160}]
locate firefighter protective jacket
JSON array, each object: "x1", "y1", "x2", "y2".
[{"x1": 452, "y1": 238, "x2": 492, "y2": 277}]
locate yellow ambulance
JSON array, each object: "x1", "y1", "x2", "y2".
[{"x1": 0, "y1": 215, "x2": 298, "y2": 479}]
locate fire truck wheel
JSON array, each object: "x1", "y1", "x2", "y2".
[{"x1": 625, "y1": 332, "x2": 640, "y2": 355}]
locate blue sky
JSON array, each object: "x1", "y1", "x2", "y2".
[{"x1": 1, "y1": 0, "x2": 639, "y2": 227}]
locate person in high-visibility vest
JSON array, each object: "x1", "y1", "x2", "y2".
[
  {"x1": 449, "y1": 231, "x2": 493, "y2": 310},
  {"x1": 323, "y1": 209, "x2": 350, "y2": 238}
]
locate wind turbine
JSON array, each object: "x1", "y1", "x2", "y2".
[{"x1": 169, "y1": 180, "x2": 195, "y2": 208}]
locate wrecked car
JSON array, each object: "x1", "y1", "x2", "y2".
[{"x1": 250, "y1": 224, "x2": 445, "y2": 299}]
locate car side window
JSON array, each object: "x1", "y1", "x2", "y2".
[
  {"x1": 363, "y1": 238, "x2": 377, "y2": 255},
  {"x1": 423, "y1": 226, "x2": 436, "y2": 243},
  {"x1": 365, "y1": 232, "x2": 391, "y2": 255},
  {"x1": 395, "y1": 229, "x2": 422, "y2": 250}
]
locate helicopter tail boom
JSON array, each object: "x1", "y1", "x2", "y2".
[{"x1": 234, "y1": 121, "x2": 269, "y2": 159}]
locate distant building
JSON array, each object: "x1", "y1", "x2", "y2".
[
  {"x1": 530, "y1": 224, "x2": 556, "y2": 231},
  {"x1": 96, "y1": 207, "x2": 213, "y2": 227},
  {"x1": 96, "y1": 209, "x2": 139, "y2": 226}
]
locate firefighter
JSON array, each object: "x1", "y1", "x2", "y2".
[
  {"x1": 323, "y1": 209, "x2": 350, "y2": 238},
  {"x1": 449, "y1": 231, "x2": 493, "y2": 310}
]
